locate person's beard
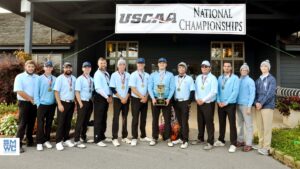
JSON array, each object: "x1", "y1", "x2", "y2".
[
  {"x1": 26, "y1": 70, "x2": 34, "y2": 75},
  {"x1": 64, "y1": 71, "x2": 72, "y2": 75}
]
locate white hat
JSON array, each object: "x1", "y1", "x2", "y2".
[
  {"x1": 177, "y1": 62, "x2": 187, "y2": 69},
  {"x1": 201, "y1": 60, "x2": 211, "y2": 67},
  {"x1": 117, "y1": 58, "x2": 126, "y2": 66},
  {"x1": 240, "y1": 63, "x2": 250, "y2": 72},
  {"x1": 260, "y1": 59, "x2": 271, "y2": 70}
]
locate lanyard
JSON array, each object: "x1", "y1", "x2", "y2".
[
  {"x1": 118, "y1": 71, "x2": 125, "y2": 86},
  {"x1": 222, "y1": 74, "x2": 231, "y2": 89},
  {"x1": 138, "y1": 71, "x2": 144, "y2": 84},
  {"x1": 44, "y1": 74, "x2": 52, "y2": 88},
  {"x1": 83, "y1": 74, "x2": 92, "y2": 90},
  {"x1": 65, "y1": 75, "x2": 72, "y2": 90},
  {"x1": 202, "y1": 75, "x2": 207, "y2": 86},
  {"x1": 159, "y1": 71, "x2": 166, "y2": 83},
  {"x1": 101, "y1": 70, "x2": 110, "y2": 85},
  {"x1": 177, "y1": 75, "x2": 186, "y2": 89}
]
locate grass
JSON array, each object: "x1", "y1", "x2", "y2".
[{"x1": 271, "y1": 126, "x2": 300, "y2": 161}]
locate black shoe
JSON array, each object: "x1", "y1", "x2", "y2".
[
  {"x1": 26, "y1": 142, "x2": 34, "y2": 147},
  {"x1": 20, "y1": 147, "x2": 25, "y2": 153}
]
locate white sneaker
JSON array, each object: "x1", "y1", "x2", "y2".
[
  {"x1": 172, "y1": 139, "x2": 183, "y2": 145},
  {"x1": 112, "y1": 139, "x2": 120, "y2": 147},
  {"x1": 252, "y1": 144, "x2": 261, "y2": 150},
  {"x1": 63, "y1": 140, "x2": 75, "y2": 147},
  {"x1": 75, "y1": 141, "x2": 86, "y2": 149},
  {"x1": 56, "y1": 142, "x2": 64, "y2": 151},
  {"x1": 213, "y1": 140, "x2": 225, "y2": 147},
  {"x1": 149, "y1": 139, "x2": 157, "y2": 146},
  {"x1": 87, "y1": 139, "x2": 94, "y2": 143},
  {"x1": 104, "y1": 138, "x2": 112, "y2": 143},
  {"x1": 96, "y1": 141, "x2": 107, "y2": 147},
  {"x1": 131, "y1": 139, "x2": 137, "y2": 146},
  {"x1": 37, "y1": 144, "x2": 43, "y2": 151},
  {"x1": 167, "y1": 139, "x2": 174, "y2": 147},
  {"x1": 43, "y1": 141, "x2": 53, "y2": 149},
  {"x1": 180, "y1": 142, "x2": 188, "y2": 149},
  {"x1": 228, "y1": 145, "x2": 237, "y2": 153},
  {"x1": 121, "y1": 138, "x2": 131, "y2": 144},
  {"x1": 204, "y1": 143, "x2": 213, "y2": 150},
  {"x1": 140, "y1": 137, "x2": 152, "y2": 142}
]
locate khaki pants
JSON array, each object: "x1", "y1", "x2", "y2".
[{"x1": 255, "y1": 109, "x2": 274, "y2": 149}]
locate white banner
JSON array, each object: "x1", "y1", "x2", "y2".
[
  {"x1": 0, "y1": 138, "x2": 20, "y2": 156},
  {"x1": 115, "y1": 4, "x2": 246, "y2": 35}
]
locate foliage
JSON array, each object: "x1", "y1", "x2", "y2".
[
  {"x1": 0, "y1": 103, "x2": 18, "y2": 118},
  {"x1": 276, "y1": 96, "x2": 300, "y2": 116},
  {"x1": 13, "y1": 50, "x2": 31, "y2": 62},
  {"x1": 0, "y1": 114, "x2": 18, "y2": 136},
  {"x1": 271, "y1": 126, "x2": 300, "y2": 160}
]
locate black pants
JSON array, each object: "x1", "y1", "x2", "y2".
[
  {"x1": 94, "y1": 93, "x2": 109, "y2": 143},
  {"x1": 74, "y1": 100, "x2": 93, "y2": 142},
  {"x1": 197, "y1": 102, "x2": 215, "y2": 145},
  {"x1": 112, "y1": 98, "x2": 130, "y2": 139},
  {"x1": 218, "y1": 103, "x2": 237, "y2": 146},
  {"x1": 174, "y1": 101, "x2": 190, "y2": 142},
  {"x1": 56, "y1": 101, "x2": 75, "y2": 143},
  {"x1": 17, "y1": 101, "x2": 37, "y2": 147},
  {"x1": 131, "y1": 97, "x2": 148, "y2": 139},
  {"x1": 151, "y1": 102, "x2": 172, "y2": 140},
  {"x1": 36, "y1": 104, "x2": 56, "y2": 144}
]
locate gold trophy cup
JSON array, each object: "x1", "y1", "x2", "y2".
[{"x1": 155, "y1": 84, "x2": 166, "y2": 106}]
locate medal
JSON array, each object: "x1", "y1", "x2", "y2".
[
  {"x1": 177, "y1": 75, "x2": 185, "y2": 93},
  {"x1": 119, "y1": 71, "x2": 126, "y2": 90},
  {"x1": 83, "y1": 74, "x2": 92, "y2": 94},
  {"x1": 177, "y1": 88, "x2": 181, "y2": 92},
  {"x1": 122, "y1": 85, "x2": 125, "y2": 90},
  {"x1": 66, "y1": 75, "x2": 73, "y2": 92},
  {"x1": 48, "y1": 88, "x2": 52, "y2": 92},
  {"x1": 139, "y1": 72, "x2": 145, "y2": 88},
  {"x1": 45, "y1": 74, "x2": 53, "y2": 92}
]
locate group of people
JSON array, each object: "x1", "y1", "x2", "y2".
[{"x1": 13, "y1": 56, "x2": 276, "y2": 156}]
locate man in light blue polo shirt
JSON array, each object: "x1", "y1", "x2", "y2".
[
  {"x1": 214, "y1": 61, "x2": 240, "y2": 153},
  {"x1": 13, "y1": 60, "x2": 38, "y2": 153},
  {"x1": 129, "y1": 58, "x2": 151, "y2": 146},
  {"x1": 34, "y1": 61, "x2": 56, "y2": 151},
  {"x1": 194, "y1": 60, "x2": 218, "y2": 150},
  {"x1": 53, "y1": 62, "x2": 76, "y2": 151},
  {"x1": 93, "y1": 57, "x2": 112, "y2": 147},
  {"x1": 74, "y1": 61, "x2": 94, "y2": 149},
  {"x1": 148, "y1": 57, "x2": 175, "y2": 147},
  {"x1": 109, "y1": 58, "x2": 131, "y2": 147},
  {"x1": 173, "y1": 62, "x2": 195, "y2": 149}
]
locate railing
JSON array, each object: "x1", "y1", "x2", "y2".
[{"x1": 276, "y1": 86, "x2": 300, "y2": 97}]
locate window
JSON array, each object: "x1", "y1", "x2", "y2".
[
  {"x1": 211, "y1": 42, "x2": 244, "y2": 77},
  {"x1": 32, "y1": 53, "x2": 62, "y2": 75},
  {"x1": 106, "y1": 41, "x2": 138, "y2": 73}
]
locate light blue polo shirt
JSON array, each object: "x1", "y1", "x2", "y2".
[
  {"x1": 53, "y1": 74, "x2": 76, "y2": 101},
  {"x1": 129, "y1": 70, "x2": 150, "y2": 98},
  {"x1": 109, "y1": 71, "x2": 130, "y2": 98},
  {"x1": 14, "y1": 71, "x2": 38, "y2": 101},
  {"x1": 174, "y1": 74, "x2": 195, "y2": 100},
  {"x1": 75, "y1": 74, "x2": 94, "y2": 101},
  {"x1": 94, "y1": 69, "x2": 112, "y2": 98},
  {"x1": 217, "y1": 73, "x2": 240, "y2": 105},
  {"x1": 148, "y1": 70, "x2": 175, "y2": 100},
  {"x1": 34, "y1": 74, "x2": 56, "y2": 107}
]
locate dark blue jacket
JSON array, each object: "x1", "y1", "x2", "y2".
[{"x1": 255, "y1": 74, "x2": 276, "y2": 109}]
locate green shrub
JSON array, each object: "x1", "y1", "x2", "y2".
[
  {"x1": 0, "y1": 114, "x2": 18, "y2": 136},
  {"x1": 0, "y1": 103, "x2": 18, "y2": 119}
]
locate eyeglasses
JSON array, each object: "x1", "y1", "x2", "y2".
[{"x1": 201, "y1": 65, "x2": 209, "y2": 68}]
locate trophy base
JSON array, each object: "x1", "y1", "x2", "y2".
[{"x1": 155, "y1": 99, "x2": 166, "y2": 106}]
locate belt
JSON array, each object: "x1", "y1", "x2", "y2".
[
  {"x1": 61, "y1": 99, "x2": 74, "y2": 103},
  {"x1": 81, "y1": 99, "x2": 91, "y2": 102},
  {"x1": 175, "y1": 99, "x2": 188, "y2": 102}
]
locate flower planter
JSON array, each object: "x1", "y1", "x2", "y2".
[{"x1": 283, "y1": 109, "x2": 300, "y2": 128}]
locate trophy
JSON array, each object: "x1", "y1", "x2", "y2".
[{"x1": 155, "y1": 84, "x2": 166, "y2": 106}]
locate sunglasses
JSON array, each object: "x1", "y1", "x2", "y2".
[{"x1": 201, "y1": 65, "x2": 209, "y2": 68}]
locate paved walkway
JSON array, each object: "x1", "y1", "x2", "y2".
[{"x1": 0, "y1": 103, "x2": 288, "y2": 169}]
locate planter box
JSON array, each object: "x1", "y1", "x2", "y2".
[{"x1": 283, "y1": 109, "x2": 300, "y2": 128}]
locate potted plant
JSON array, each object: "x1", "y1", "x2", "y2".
[{"x1": 276, "y1": 96, "x2": 300, "y2": 128}]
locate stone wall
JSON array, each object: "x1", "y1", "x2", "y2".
[{"x1": 0, "y1": 13, "x2": 73, "y2": 45}]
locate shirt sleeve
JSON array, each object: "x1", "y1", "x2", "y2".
[
  {"x1": 247, "y1": 79, "x2": 256, "y2": 107},
  {"x1": 189, "y1": 77, "x2": 195, "y2": 91},
  {"x1": 75, "y1": 77, "x2": 81, "y2": 91},
  {"x1": 129, "y1": 73, "x2": 136, "y2": 88},
  {"x1": 194, "y1": 76, "x2": 199, "y2": 100},
  {"x1": 109, "y1": 73, "x2": 116, "y2": 88},
  {"x1": 224, "y1": 76, "x2": 240, "y2": 105},
  {"x1": 148, "y1": 74, "x2": 155, "y2": 99},
  {"x1": 34, "y1": 76, "x2": 41, "y2": 107},
  {"x1": 53, "y1": 76, "x2": 61, "y2": 92},
  {"x1": 13, "y1": 74, "x2": 22, "y2": 92},
  {"x1": 203, "y1": 76, "x2": 218, "y2": 102},
  {"x1": 167, "y1": 74, "x2": 175, "y2": 100}
]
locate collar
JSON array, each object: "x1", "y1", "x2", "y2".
[{"x1": 260, "y1": 73, "x2": 269, "y2": 80}]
